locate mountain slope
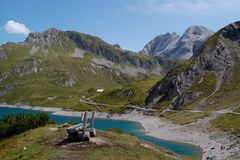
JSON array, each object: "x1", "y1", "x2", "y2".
[
  {"x1": 145, "y1": 21, "x2": 240, "y2": 111},
  {"x1": 141, "y1": 26, "x2": 214, "y2": 59},
  {"x1": 0, "y1": 28, "x2": 165, "y2": 111}
]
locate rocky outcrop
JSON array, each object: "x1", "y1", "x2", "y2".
[
  {"x1": 0, "y1": 71, "x2": 9, "y2": 82},
  {"x1": 121, "y1": 89, "x2": 134, "y2": 97},
  {"x1": 0, "y1": 87, "x2": 13, "y2": 96},
  {"x1": 145, "y1": 21, "x2": 239, "y2": 109},
  {"x1": 64, "y1": 74, "x2": 76, "y2": 87},
  {"x1": 141, "y1": 26, "x2": 214, "y2": 59},
  {"x1": 13, "y1": 58, "x2": 40, "y2": 77},
  {"x1": 25, "y1": 28, "x2": 64, "y2": 46},
  {"x1": 0, "y1": 47, "x2": 7, "y2": 60}
]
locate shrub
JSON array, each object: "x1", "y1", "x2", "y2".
[{"x1": 0, "y1": 113, "x2": 49, "y2": 139}]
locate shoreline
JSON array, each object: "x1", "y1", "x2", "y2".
[{"x1": 0, "y1": 104, "x2": 239, "y2": 160}]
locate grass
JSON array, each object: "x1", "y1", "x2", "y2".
[
  {"x1": 210, "y1": 113, "x2": 240, "y2": 135},
  {"x1": 152, "y1": 100, "x2": 172, "y2": 110},
  {"x1": 182, "y1": 72, "x2": 217, "y2": 110},
  {"x1": 169, "y1": 59, "x2": 193, "y2": 74},
  {"x1": 93, "y1": 76, "x2": 163, "y2": 107},
  {"x1": 164, "y1": 111, "x2": 210, "y2": 125},
  {"x1": 0, "y1": 125, "x2": 184, "y2": 160},
  {"x1": 186, "y1": 72, "x2": 217, "y2": 94},
  {"x1": 235, "y1": 108, "x2": 240, "y2": 113}
]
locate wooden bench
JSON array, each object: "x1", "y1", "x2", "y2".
[{"x1": 66, "y1": 111, "x2": 96, "y2": 141}]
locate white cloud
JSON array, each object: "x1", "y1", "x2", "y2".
[
  {"x1": 4, "y1": 20, "x2": 32, "y2": 35},
  {"x1": 127, "y1": 0, "x2": 240, "y2": 15}
]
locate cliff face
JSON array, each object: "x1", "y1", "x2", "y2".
[
  {"x1": 145, "y1": 21, "x2": 240, "y2": 110},
  {"x1": 141, "y1": 26, "x2": 213, "y2": 59}
]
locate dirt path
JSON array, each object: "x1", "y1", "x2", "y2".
[{"x1": 79, "y1": 99, "x2": 162, "y2": 112}]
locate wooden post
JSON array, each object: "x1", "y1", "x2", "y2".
[
  {"x1": 81, "y1": 112, "x2": 84, "y2": 121},
  {"x1": 82, "y1": 111, "x2": 88, "y2": 141},
  {"x1": 91, "y1": 111, "x2": 95, "y2": 128}
]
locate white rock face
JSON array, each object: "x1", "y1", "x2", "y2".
[
  {"x1": 141, "y1": 32, "x2": 180, "y2": 56},
  {"x1": 141, "y1": 26, "x2": 214, "y2": 59}
]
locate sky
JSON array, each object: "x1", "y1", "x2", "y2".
[{"x1": 0, "y1": 0, "x2": 240, "y2": 52}]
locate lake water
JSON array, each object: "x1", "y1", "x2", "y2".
[{"x1": 0, "y1": 106, "x2": 202, "y2": 158}]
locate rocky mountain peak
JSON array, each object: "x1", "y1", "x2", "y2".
[
  {"x1": 24, "y1": 28, "x2": 64, "y2": 46},
  {"x1": 180, "y1": 25, "x2": 214, "y2": 42},
  {"x1": 141, "y1": 25, "x2": 214, "y2": 59},
  {"x1": 141, "y1": 32, "x2": 180, "y2": 56}
]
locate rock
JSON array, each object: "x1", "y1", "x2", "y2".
[
  {"x1": 64, "y1": 74, "x2": 76, "y2": 87},
  {"x1": 0, "y1": 71, "x2": 9, "y2": 82},
  {"x1": 13, "y1": 58, "x2": 40, "y2": 77},
  {"x1": 121, "y1": 89, "x2": 134, "y2": 97},
  {"x1": 0, "y1": 87, "x2": 13, "y2": 96},
  {"x1": 59, "y1": 123, "x2": 71, "y2": 128},
  {"x1": 0, "y1": 47, "x2": 7, "y2": 60}
]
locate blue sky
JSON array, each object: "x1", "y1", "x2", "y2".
[{"x1": 1, "y1": 0, "x2": 240, "y2": 52}]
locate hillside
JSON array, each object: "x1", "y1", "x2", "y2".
[
  {"x1": 0, "y1": 125, "x2": 186, "y2": 160},
  {"x1": 145, "y1": 21, "x2": 240, "y2": 111},
  {"x1": 0, "y1": 28, "x2": 172, "y2": 111}
]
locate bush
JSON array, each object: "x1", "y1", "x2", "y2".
[{"x1": 0, "y1": 113, "x2": 49, "y2": 139}]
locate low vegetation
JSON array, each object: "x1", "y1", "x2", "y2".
[
  {"x1": 164, "y1": 111, "x2": 210, "y2": 125},
  {"x1": 0, "y1": 113, "x2": 49, "y2": 139},
  {"x1": 210, "y1": 113, "x2": 240, "y2": 135}
]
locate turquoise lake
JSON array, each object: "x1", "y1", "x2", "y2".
[{"x1": 0, "y1": 107, "x2": 202, "y2": 158}]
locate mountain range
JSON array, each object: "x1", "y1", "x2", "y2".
[
  {"x1": 141, "y1": 25, "x2": 214, "y2": 59},
  {"x1": 0, "y1": 28, "x2": 180, "y2": 110}
]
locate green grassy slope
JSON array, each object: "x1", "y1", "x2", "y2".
[
  {"x1": 210, "y1": 113, "x2": 240, "y2": 135},
  {"x1": 0, "y1": 43, "x2": 135, "y2": 111},
  {"x1": 93, "y1": 76, "x2": 163, "y2": 107},
  {"x1": 0, "y1": 125, "x2": 183, "y2": 160}
]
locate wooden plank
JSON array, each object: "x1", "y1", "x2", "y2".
[
  {"x1": 91, "y1": 111, "x2": 95, "y2": 128},
  {"x1": 82, "y1": 112, "x2": 88, "y2": 141},
  {"x1": 66, "y1": 123, "x2": 89, "y2": 134}
]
